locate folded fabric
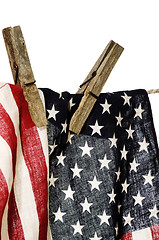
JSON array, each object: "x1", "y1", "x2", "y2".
[
  {"x1": 40, "y1": 87, "x2": 159, "y2": 240},
  {"x1": 0, "y1": 83, "x2": 51, "y2": 240}
]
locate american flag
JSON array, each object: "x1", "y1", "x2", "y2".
[
  {"x1": 40, "y1": 87, "x2": 159, "y2": 240},
  {"x1": 0, "y1": 83, "x2": 52, "y2": 240}
]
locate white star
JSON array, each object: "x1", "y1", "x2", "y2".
[
  {"x1": 133, "y1": 191, "x2": 145, "y2": 206},
  {"x1": 130, "y1": 158, "x2": 140, "y2": 172},
  {"x1": 115, "y1": 222, "x2": 119, "y2": 236},
  {"x1": 61, "y1": 120, "x2": 67, "y2": 133},
  {"x1": 134, "y1": 104, "x2": 144, "y2": 119},
  {"x1": 49, "y1": 172, "x2": 58, "y2": 187},
  {"x1": 71, "y1": 220, "x2": 84, "y2": 235},
  {"x1": 88, "y1": 176, "x2": 102, "y2": 191},
  {"x1": 90, "y1": 232, "x2": 101, "y2": 240},
  {"x1": 116, "y1": 112, "x2": 123, "y2": 127},
  {"x1": 100, "y1": 99, "x2": 112, "y2": 114},
  {"x1": 149, "y1": 204, "x2": 159, "y2": 219},
  {"x1": 120, "y1": 145, "x2": 128, "y2": 160},
  {"x1": 89, "y1": 120, "x2": 104, "y2": 136},
  {"x1": 107, "y1": 189, "x2": 116, "y2": 203},
  {"x1": 109, "y1": 133, "x2": 118, "y2": 148},
  {"x1": 67, "y1": 132, "x2": 74, "y2": 144},
  {"x1": 98, "y1": 210, "x2": 111, "y2": 225},
  {"x1": 143, "y1": 170, "x2": 154, "y2": 186},
  {"x1": 57, "y1": 152, "x2": 66, "y2": 166},
  {"x1": 126, "y1": 125, "x2": 135, "y2": 139},
  {"x1": 138, "y1": 137, "x2": 149, "y2": 153},
  {"x1": 70, "y1": 163, "x2": 83, "y2": 178},
  {"x1": 118, "y1": 204, "x2": 122, "y2": 213},
  {"x1": 68, "y1": 98, "x2": 75, "y2": 110},
  {"x1": 122, "y1": 180, "x2": 130, "y2": 193},
  {"x1": 80, "y1": 198, "x2": 93, "y2": 213},
  {"x1": 58, "y1": 92, "x2": 64, "y2": 99},
  {"x1": 79, "y1": 141, "x2": 93, "y2": 157},
  {"x1": 115, "y1": 167, "x2": 121, "y2": 182},
  {"x1": 121, "y1": 93, "x2": 132, "y2": 106},
  {"x1": 63, "y1": 185, "x2": 75, "y2": 200},
  {"x1": 49, "y1": 141, "x2": 57, "y2": 155},
  {"x1": 123, "y1": 212, "x2": 134, "y2": 226},
  {"x1": 98, "y1": 154, "x2": 111, "y2": 169},
  {"x1": 47, "y1": 104, "x2": 59, "y2": 120},
  {"x1": 53, "y1": 206, "x2": 66, "y2": 222}
]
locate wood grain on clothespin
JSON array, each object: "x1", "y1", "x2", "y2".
[
  {"x1": 69, "y1": 40, "x2": 124, "y2": 135},
  {"x1": 2, "y1": 26, "x2": 47, "y2": 127}
]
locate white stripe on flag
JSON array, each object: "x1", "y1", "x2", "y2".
[
  {"x1": 38, "y1": 89, "x2": 53, "y2": 240},
  {"x1": 132, "y1": 227, "x2": 152, "y2": 239},
  {"x1": 38, "y1": 89, "x2": 49, "y2": 169}
]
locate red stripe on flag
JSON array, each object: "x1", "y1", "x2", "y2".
[
  {"x1": 0, "y1": 100, "x2": 25, "y2": 239},
  {"x1": 121, "y1": 231, "x2": 133, "y2": 240},
  {"x1": 8, "y1": 189, "x2": 25, "y2": 240},
  {"x1": 10, "y1": 84, "x2": 48, "y2": 240},
  {"x1": 150, "y1": 224, "x2": 159, "y2": 239},
  {"x1": 0, "y1": 103, "x2": 17, "y2": 177},
  {"x1": 0, "y1": 169, "x2": 9, "y2": 240}
]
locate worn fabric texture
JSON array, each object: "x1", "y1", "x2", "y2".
[
  {"x1": 0, "y1": 83, "x2": 52, "y2": 240},
  {"x1": 40, "y1": 87, "x2": 159, "y2": 240}
]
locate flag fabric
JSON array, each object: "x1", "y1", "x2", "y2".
[
  {"x1": 40, "y1": 87, "x2": 159, "y2": 240},
  {"x1": 0, "y1": 83, "x2": 52, "y2": 240}
]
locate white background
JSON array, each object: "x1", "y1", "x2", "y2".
[{"x1": 0, "y1": 0, "x2": 159, "y2": 139}]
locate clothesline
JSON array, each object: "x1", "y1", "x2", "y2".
[{"x1": 148, "y1": 89, "x2": 159, "y2": 94}]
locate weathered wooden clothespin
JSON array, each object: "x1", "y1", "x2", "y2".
[
  {"x1": 2, "y1": 25, "x2": 47, "y2": 127},
  {"x1": 69, "y1": 40, "x2": 124, "y2": 134}
]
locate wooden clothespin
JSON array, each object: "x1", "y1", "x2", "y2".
[
  {"x1": 69, "y1": 40, "x2": 124, "y2": 135},
  {"x1": 2, "y1": 25, "x2": 47, "y2": 127}
]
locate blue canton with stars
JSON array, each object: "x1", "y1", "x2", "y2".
[{"x1": 40, "y1": 88, "x2": 159, "y2": 240}]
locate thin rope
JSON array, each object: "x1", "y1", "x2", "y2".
[{"x1": 147, "y1": 89, "x2": 159, "y2": 94}]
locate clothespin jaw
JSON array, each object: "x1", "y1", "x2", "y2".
[
  {"x1": 2, "y1": 26, "x2": 48, "y2": 128},
  {"x1": 69, "y1": 40, "x2": 124, "y2": 135}
]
